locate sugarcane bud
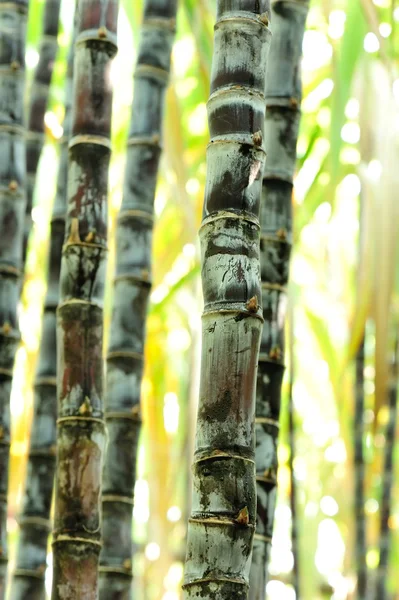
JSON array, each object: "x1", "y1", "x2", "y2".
[
  {"x1": 269, "y1": 346, "x2": 282, "y2": 361},
  {"x1": 252, "y1": 130, "x2": 263, "y2": 146},
  {"x1": 85, "y1": 231, "x2": 95, "y2": 243},
  {"x1": 79, "y1": 397, "x2": 93, "y2": 416},
  {"x1": 259, "y1": 12, "x2": 269, "y2": 26},
  {"x1": 1, "y1": 322, "x2": 12, "y2": 336},
  {"x1": 263, "y1": 467, "x2": 277, "y2": 483},
  {"x1": 98, "y1": 26, "x2": 107, "y2": 39},
  {"x1": 236, "y1": 506, "x2": 249, "y2": 526},
  {"x1": 276, "y1": 228, "x2": 287, "y2": 241},
  {"x1": 123, "y1": 559, "x2": 132, "y2": 570},
  {"x1": 246, "y1": 296, "x2": 259, "y2": 313},
  {"x1": 0, "y1": 427, "x2": 3, "y2": 439},
  {"x1": 8, "y1": 180, "x2": 18, "y2": 192},
  {"x1": 290, "y1": 97, "x2": 299, "y2": 109},
  {"x1": 10, "y1": 60, "x2": 20, "y2": 71}
]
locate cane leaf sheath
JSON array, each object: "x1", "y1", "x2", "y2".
[
  {"x1": 99, "y1": 1, "x2": 177, "y2": 597},
  {"x1": 0, "y1": 1, "x2": 28, "y2": 596},
  {"x1": 249, "y1": 2, "x2": 309, "y2": 597},
  {"x1": 183, "y1": 3, "x2": 272, "y2": 599},
  {"x1": 11, "y1": 26, "x2": 75, "y2": 599},
  {"x1": 50, "y1": 2, "x2": 118, "y2": 599}
]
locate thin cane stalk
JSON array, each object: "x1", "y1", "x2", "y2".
[
  {"x1": 288, "y1": 305, "x2": 299, "y2": 598},
  {"x1": 183, "y1": 3, "x2": 272, "y2": 598},
  {"x1": 99, "y1": 1, "x2": 177, "y2": 597},
  {"x1": 0, "y1": 1, "x2": 29, "y2": 596},
  {"x1": 11, "y1": 23, "x2": 75, "y2": 598},
  {"x1": 50, "y1": 2, "x2": 118, "y2": 598},
  {"x1": 23, "y1": 0, "x2": 61, "y2": 260},
  {"x1": 375, "y1": 336, "x2": 399, "y2": 600},
  {"x1": 354, "y1": 334, "x2": 367, "y2": 600},
  {"x1": 249, "y1": 2, "x2": 309, "y2": 597}
]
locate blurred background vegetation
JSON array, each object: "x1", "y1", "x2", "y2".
[{"x1": 7, "y1": 0, "x2": 399, "y2": 598}]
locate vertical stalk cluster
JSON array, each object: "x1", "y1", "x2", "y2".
[
  {"x1": 99, "y1": 1, "x2": 177, "y2": 597},
  {"x1": 51, "y1": 2, "x2": 118, "y2": 598},
  {"x1": 183, "y1": 3, "x2": 271, "y2": 599},
  {"x1": 354, "y1": 336, "x2": 367, "y2": 600},
  {"x1": 24, "y1": 0, "x2": 61, "y2": 259},
  {"x1": 249, "y1": 1, "x2": 309, "y2": 596},
  {"x1": 0, "y1": 1, "x2": 29, "y2": 596},
  {"x1": 375, "y1": 337, "x2": 399, "y2": 600},
  {"x1": 11, "y1": 28, "x2": 75, "y2": 600}
]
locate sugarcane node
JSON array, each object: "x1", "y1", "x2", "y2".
[
  {"x1": 211, "y1": 449, "x2": 229, "y2": 458},
  {"x1": 252, "y1": 130, "x2": 263, "y2": 146},
  {"x1": 8, "y1": 180, "x2": 18, "y2": 192},
  {"x1": 98, "y1": 26, "x2": 107, "y2": 39},
  {"x1": 10, "y1": 60, "x2": 20, "y2": 71},
  {"x1": 246, "y1": 295, "x2": 259, "y2": 313},
  {"x1": 259, "y1": 12, "x2": 269, "y2": 26},
  {"x1": 235, "y1": 506, "x2": 249, "y2": 526},
  {"x1": 276, "y1": 227, "x2": 287, "y2": 241}
]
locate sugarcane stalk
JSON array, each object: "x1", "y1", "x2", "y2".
[
  {"x1": 183, "y1": 3, "x2": 272, "y2": 598},
  {"x1": 0, "y1": 1, "x2": 29, "y2": 596},
  {"x1": 24, "y1": 0, "x2": 61, "y2": 260},
  {"x1": 375, "y1": 336, "x2": 399, "y2": 600},
  {"x1": 98, "y1": 1, "x2": 177, "y2": 597},
  {"x1": 50, "y1": 2, "x2": 118, "y2": 598},
  {"x1": 11, "y1": 23, "x2": 75, "y2": 598},
  {"x1": 249, "y1": 1, "x2": 309, "y2": 597},
  {"x1": 354, "y1": 335, "x2": 367, "y2": 600}
]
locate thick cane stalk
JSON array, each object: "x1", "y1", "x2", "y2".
[
  {"x1": 0, "y1": 1, "x2": 29, "y2": 596},
  {"x1": 99, "y1": 1, "x2": 177, "y2": 597},
  {"x1": 354, "y1": 335, "x2": 367, "y2": 600},
  {"x1": 24, "y1": 0, "x2": 61, "y2": 259},
  {"x1": 183, "y1": 3, "x2": 271, "y2": 599},
  {"x1": 50, "y1": 2, "x2": 118, "y2": 599},
  {"x1": 375, "y1": 337, "x2": 399, "y2": 600},
  {"x1": 249, "y1": 2, "x2": 309, "y2": 597},
  {"x1": 11, "y1": 29, "x2": 75, "y2": 599}
]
